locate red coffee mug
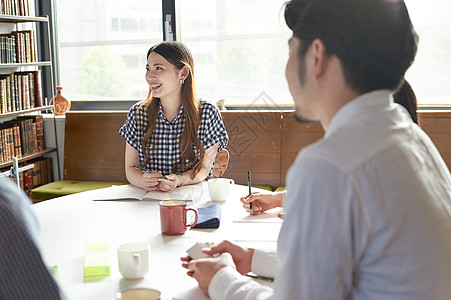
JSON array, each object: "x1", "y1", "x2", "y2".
[{"x1": 159, "y1": 200, "x2": 198, "y2": 235}]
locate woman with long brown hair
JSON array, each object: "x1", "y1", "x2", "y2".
[{"x1": 119, "y1": 41, "x2": 228, "y2": 192}]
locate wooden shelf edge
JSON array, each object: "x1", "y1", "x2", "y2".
[
  {"x1": 0, "y1": 15, "x2": 48, "y2": 23},
  {"x1": 0, "y1": 148, "x2": 57, "y2": 169},
  {"x1": 0, "y1": 105, "x2": 53, "y2": 118},
  {"x1": 0, "y1": 61, "x2": 52, "y2": 68}
]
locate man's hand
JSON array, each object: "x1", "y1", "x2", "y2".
[
  {"x1": 182, "y1": 253, "x2": 235, "y2": 296},
  {"x1": 202, "y1": 240, "x2": 254, "y2": 274},
  {"x1": 180, "y1": 240, "x2": 255, "y2": 296}
]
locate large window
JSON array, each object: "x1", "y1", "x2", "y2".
[
  {"x1": 53, "y1": 0, "x2": 451, "y2": 106},
  {"x1": 178, "y1": 0, "x2": 291, "y2": 106},
  {"x1": 55, "y1": 0, "x2": 162, "y2": 100}
]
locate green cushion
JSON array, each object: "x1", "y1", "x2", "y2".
[
  {"x1": 30, "y1": 180, "x2": 128, "y2": 201},
  {"x1": 252, "y1": 185, "x2": 273, "y2": 192},
  {"x1": 274, "y1": 186, "x2": 286, "y2": 192}
]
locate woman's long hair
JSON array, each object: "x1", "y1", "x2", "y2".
[
  {"x1": 139, "y1": 41, "x2": 204, "y2": 178},
  {"x1": 393, "y1": 79, "x2": 419, "y2": 126}
]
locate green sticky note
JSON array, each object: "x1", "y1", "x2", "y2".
[
  {"x1": 48, "y1": 265, "x2": 61, "y2": 282},
  {"x1": 83, "y1": 241, "x2": 111, "y2": 281}
]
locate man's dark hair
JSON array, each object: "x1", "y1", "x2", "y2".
[{"x1": 285, "y1": 0, "x2": 418, "y2": 93}]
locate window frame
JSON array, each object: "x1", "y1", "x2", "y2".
[{"x1": 40, "y1": 0, "x2": 450, "y2": 112}]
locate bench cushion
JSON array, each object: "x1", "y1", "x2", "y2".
[{"x1": 30, "y1": 180, "x2": 128, "y2": 202}]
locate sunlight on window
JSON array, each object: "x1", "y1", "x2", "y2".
[
  {"x1": 405, "y1": 0, "x2": 451, "y2": 105},
  {"x1": 56, "y1": 0, "x2": 162, "y2": 100},
  {"x1": 55, "y1": 0, "x2": 451, "y2": 106},
  {"x1": 178, "y1": 0, "x2": 292, "y2": 107}
]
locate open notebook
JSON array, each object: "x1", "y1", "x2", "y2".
[{"x1": 92, "y1": 182, "x2": 206, "y2": 202}]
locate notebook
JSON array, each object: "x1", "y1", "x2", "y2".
[{"x1": 92, "y1": 182, "x2": 206, "y2": 202}]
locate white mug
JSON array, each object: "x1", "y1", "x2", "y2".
[
  {"x1": 208, "y1": 178, "x2": 235, "y2": 202},
  {"x1": 117, "y1": 242, "x2": 149, "y2": 279}
]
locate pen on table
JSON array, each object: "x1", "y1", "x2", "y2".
[
  {"x1": 134, "y1": 166, "x2": 169, "y2": 179},
  {"x1": 247, "y1": 171, "x2": 252, "y2": 210}
]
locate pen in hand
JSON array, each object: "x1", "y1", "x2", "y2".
[
  {"x1": 134, "y1": 166, "x2": 169, "y2": 180},
  {"x1": 247, "y1": 171, "x2": 252, "y2": 210}
]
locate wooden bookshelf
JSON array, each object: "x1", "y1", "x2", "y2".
[
  {"x1": 0, "y1": 61, "x2": 52, "y2": 68},
  {"x1": 0, "y1": 15, "x2": 48, "y2": 23},
  {"x1": 0, "y1": 105, "x2": 52, "y2": 117},
  {"x1": 0, "y1": 147, "x2": 56, "y2": 169},
  {"x1": 0, "y1": 11, "x2": 60, "y2": 186}
]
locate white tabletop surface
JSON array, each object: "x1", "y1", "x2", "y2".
[{"x1": 31, "y1": 181, "x2": 282, "y2": 300}]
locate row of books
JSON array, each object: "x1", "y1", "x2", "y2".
[
  {"x1": 0, "y1": 29, "x2": 37, "y2": 64},
  {"x1": 0, "y1": 114, "x2": 44, "y2": 164},
  {"x1": 0, "y1": 70, "x2": 42, "y2": 113},
  {"x1": 0, "y1": 0, "x2": 31, "y2": 16},
  {"x1": 0, "y1": 157, "x2": 53, "y2": 197}
]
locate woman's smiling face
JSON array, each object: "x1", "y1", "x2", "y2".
[{"x1": 145, "y1": 51, "x2": 183, "y2": 101}]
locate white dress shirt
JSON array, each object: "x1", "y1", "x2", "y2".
[{"x1": 208, "y1": 90, "x2": 451, "y2": 300}]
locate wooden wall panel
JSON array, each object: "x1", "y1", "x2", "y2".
[
  {"x1": 419, "y1": 112, "x2": 451, "y2": 170},
  {"x1": 60, "y1": 110, "x2": 451, "y2": 189},
  {"x1": 221, "y1": 111, "x2": 282, "y2": 187},
  {"x1": 64, "y1": 112, "x2": 127, "y2": 182}
]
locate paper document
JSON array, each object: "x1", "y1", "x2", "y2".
[
  {"x1": 92, "y1": 183, "x2": 206, "y2": 202},
  {"x1": 233, "y1": 207, "x2": 284, "y2": 223}
]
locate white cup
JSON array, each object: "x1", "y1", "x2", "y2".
[
  {"x1": 117, "y1": 243, "x2": 149, "y2": 279},
  {"x1": 208, "y1": 178, "x2": 235, "y2": 202}
]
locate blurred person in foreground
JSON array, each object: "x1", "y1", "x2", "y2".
[
  {"x1": 181, "y1": 0, "x2": 451, "y2": 299},
  {"x1": 0, "y1": 178, "x2": 65, "y2": 299}
]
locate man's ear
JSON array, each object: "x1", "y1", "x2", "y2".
[{"x1": 311, "y1": 39, "x2": 329, "y2": 78}]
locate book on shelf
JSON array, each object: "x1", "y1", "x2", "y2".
[
  {"x1": 11, "y1": 30, "x2": 36, "y2": 63},
  {"x1": 0, "y1": 125, "x2": 13, "y2": 163},
  {"x1": 16, "y1": 157, "x2": 53, "y2": 196},
  {"x1": 0, "y1": 71, "x2": 40, "y2": 113},
  {"x1": 0, "y1": 115, "x2": 45, "y2": 162},
  {"x1": 12, "y1": 123, "x2": 21, "y2": 158},
  {"x1": 0, "y1": 77, "x2": 6, "y2": 114},
  {"x1": 0, "y1": 0, "x2": 32, "y2": 17},
  {"x1": 0, "y1": 33, "x2": 16, "y2": 64},
  {"x1": 33, "y1": 70, "x2": 42, "y2": 107},
  {"x1": 0, "y1": 30, "x2": 37, "y2": 64},
  {"x1": 0, "y1": 130, "x2": 3, "y2": 164},
  {"x1": 1, "y1": 127, "x2": 9, "y2": 163}
]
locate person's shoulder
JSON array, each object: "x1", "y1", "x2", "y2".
[
  {"x1": 126, "y1": 101, "x2": 148, "y2": 122},
  {"x1": 199, "y1": 99, "x2": 220, "y2": 113},
  {"x1": 129, "y1": 101, "x2": 146, "y2": 113},
  {"x1": 0, "y1": 178, "x2": 30, "y2": 210},
  {"x1": 295, "y1": 130, "x2": 355, "y2": 171}
]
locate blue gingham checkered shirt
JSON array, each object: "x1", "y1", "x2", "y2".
[
  {"x1": 0, "y1": 178, "x2": 65, "y2": 299},
  {"x1": 119, "y1": 100, "x2": 228, "y2": 179}
]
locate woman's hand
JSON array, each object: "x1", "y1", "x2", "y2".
[
  {"x1": 142, "y1": 171, "x2": 162, "y2": 191},
  {"x1": 157, "y1": 173, "x2": 178, "y2": 192},
  {"x1": 240, "y1": 191, "x2": 284, "y2": 215}
]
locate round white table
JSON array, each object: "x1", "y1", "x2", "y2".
[{"x1": 31, "y1": 182, "x2": 281, "y2": 300}]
